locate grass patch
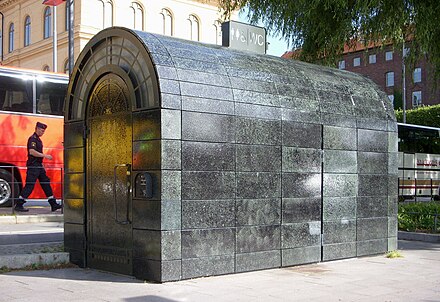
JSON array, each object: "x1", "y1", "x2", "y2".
[
  {"x1": 386, "y1": 250, "x2": 403, "y2": 258},
  {"x1": 0, "y1": 262, "x2": 77, "y2": 274},
  {"x1": 39, "y1": 244, "x2": 64, "y2": 253}
]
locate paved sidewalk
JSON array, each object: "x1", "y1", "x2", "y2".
[{"x1": 0, "y1": 240, "x2": 439, "y2": 302}]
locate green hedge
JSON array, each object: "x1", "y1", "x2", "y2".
[
  {"x1": 395, "y1": 104, "x2": 440, "y2": 128},
  {"x1": 398, "y1": 202, "x2": 440, "y2": 233}
]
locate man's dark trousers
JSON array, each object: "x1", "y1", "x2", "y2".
[{"x1": 21, "y1": 166, "x2": 53, "y2": 198}]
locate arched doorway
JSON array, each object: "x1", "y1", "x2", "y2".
[{"x1": 86, "y1": 73, "x2": 133, "y2": 275}]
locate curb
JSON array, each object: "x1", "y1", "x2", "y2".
[
  {"x1": 398, "y1": 231, "x2": 440, "y2": 243},
  {"x1": 0, "y1": 252, "x2": 69, "y2": 269},
  {"x1": 0, "y1": 214, "x2": 63, "y2": 224}
]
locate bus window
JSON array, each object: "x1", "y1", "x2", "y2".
[
  {"x1": 36, "y1": 80, "x2": 67, "y2": 115},
  {"x1": 0, "y1": 76, "x2": 33, "y2": 113}
]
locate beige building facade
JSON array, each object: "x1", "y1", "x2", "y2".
[{"x1": 0, "y1": 0, "x2": 233, "y2": 72}]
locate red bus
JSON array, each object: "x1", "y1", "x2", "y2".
[{"x1": 0, "y1": 66, "x2": 68, "y2": 207}]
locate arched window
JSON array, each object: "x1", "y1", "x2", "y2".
[
  {"x1": 24, "y1": 16, "x2": 31, "y2": 47},
  {"x1": 213, "y1": 20, "x2": 222, "y2": 45},
  {"x1": 44, "y1": 6, "x2": 52, "y2": 39},
  {"x1": 104, "y1": 0, "x2": 113, "y2": 28},
  {"x1": 65, "y1": 2, "x2": 69, "y2": 31},
  {"x1": 131, "y1": 2, "x2": 144, "y2": 30},
  {"x1": 63, "y1": 59, "x2": 70, "y2": 74},
  {"x1": 8, "y1": 23, "x2": 14, "y2": 53},
  {"x1": 96, "y1": 0, "x2": 113, "y2": 29},
  {"x1": 43, "y1": 65, "x2": 50, "y2": 72},
  {"x1": 188, "y1": 14, "x2": 200, "y2": 41},
  {"x1": 161, "y1": 8, "x2": 173, "y2": 36}
]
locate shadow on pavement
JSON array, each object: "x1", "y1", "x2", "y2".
[{"x1": 5, "y1": 267, "x2": 143, "y2": 284}]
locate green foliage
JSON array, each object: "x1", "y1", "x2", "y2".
[
  {"x1": 395, "y1": 104, "x2": 440, "y2": 127},
  {"x1": 398, "y1": 202, "x2": 440, "y2": 233},
  {"x1": 393, "y1": 90, "x2": 403, "y2": 110},
  {"x1": 217, "y1": 0, "x2": 440, "y2": 77}
]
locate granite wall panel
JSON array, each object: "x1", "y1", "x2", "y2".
[
  {"x1": 182, "y1": 142, "x2": 235, "y2": 171},
  {"x1": 181, "y1": 228, "x2": 235, "y2": 258},
  {"x1": 282, "y1": 197, "x2": 321, "y2": 223},
  {"x1": 236, "y1": 145, "x2": 281, "y2": 172},
  {"x1": 182, "y1": 111, "x2": 235, "y2": 143},
  {"x1": 282, "y1": 173, "x2": 321, "y2": 198},
  {"x1": 182, "y1": 199, "x2": 235, "y2": 229},
  {"x1": 181, "y1": 171, "x2": 235, "y2": 200},
  {"x1": 236, "y1": 199, "x2": 281, "y2": 226},
  {"x1": 237, "y1": 172, "x2": 281, "y2": 199},
  {"x1": 282, "y1": 222, "x2": 321, "y2": 249},
  {"x1": 236, "y1": 226, "x2": 281, "y2": 253},
  {"x1": 322, "y1": 242, "x2": 356, "y2": 261},
  {"x1": 236, "y1": 250, "x2": 281, "y2": 272},
  {"x1": 282, "y1": 122, "x2": 321, "y2": 148},
  {"x1": 182, "y1": 255, "x2": 235, "y2": 279},
  {"x1": 323, "y1": 197, "x2": 357, "y2": 221},
  {"x1": 236, "y1": 117, "x2": 281, "y2": 145},
  {"x1": 283, "y1": 147, "x2": 322, "y2": 173},
  {"x1": 282, "y1": 246, "x2": 321, "y2": 266}
]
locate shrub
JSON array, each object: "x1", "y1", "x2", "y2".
[
  {"x1": 398, "y1": 202, "x2": 440, "y2": 233},
  {"x1": 395, "y1": 104, "x2": 440, "y2": 128}
]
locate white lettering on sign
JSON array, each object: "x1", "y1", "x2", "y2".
[{"x1": 230, "y1": 27, "x2": 265, "y2": 47}]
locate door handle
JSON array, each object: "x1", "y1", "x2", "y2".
[{"x1": 113, "y1": 163, "x2": 131, "y2": 225}]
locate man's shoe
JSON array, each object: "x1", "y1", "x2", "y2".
[
  {"x1": 14, "y1": 204, "x2": 29, "y2": 212},
  {"x1": 48, "y1": 198, "x2": 62, "y2": 212}
]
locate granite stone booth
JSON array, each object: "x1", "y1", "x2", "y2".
[{"x1": 64, "y1": 27, "x2": 398, "y2": 282}]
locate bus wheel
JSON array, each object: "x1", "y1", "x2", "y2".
[{"x1": 0, "y1": 169, "x2": 19, "y2": 207}]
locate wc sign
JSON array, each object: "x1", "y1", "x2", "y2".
[{"x1": 222, "y1": 21, "x2": 266, "y2": 54}]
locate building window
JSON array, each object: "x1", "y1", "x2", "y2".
[
  {"x1": 161, "y1": 8, "x2": 173, "y2": 36},
  {"x1": 353, "y1": 57, "x2": 361, "y2": 67},
  {"x1": 369, "y1": 54, "x2": 376, "y2": 64},
  {"x1": 413, "y1": 67, "x2": 422, "y2": 83},
  {"x1": 338, "y1": 60, "x2": 345, "y2": 70},
  {"x1": 385, "y1": 51, "x2": 393, "y2": 61},
  {"x1": 188, "y1": 14, "x2": 200, "y2": 41},
  {"x1": 44, "y1": 7, "x2": 52, "y2": 39},
  {"x1": 131, "y1": 2, "x2": 144, "y2": 30},
  {"x1": 97, "y1": 0, "x2": 113, "y2": 29},
  {"x1": 213, "y1": 20, "x2": 222, "y2": 45},
  {"x1": 64, "y1": 60, "x2": 69, "y2": 74},
  {"x1": 43, "y1": 65, "x2": 50, "y2": 72},
  {"x1": 8, "y1": 23, "x2": 14, "y2": 53},
  {"x1": 65, "y1": 3, "x2": 69, "y2": 31},
  {"x1": 386, "y1": 72, "x2": 394, "y2": 87},
  {"x1": 387, "y1": 95, "x2": 394, "y2": 105},
  {"x1": 24, "y1": 16, "x2": 31, "y2": 47},
  {"x1": 104, "y1": 0, "x2": 113, "y2": 28},
  {"x1": 412, "y1": 91, "x2": 422, "y2": 107}
]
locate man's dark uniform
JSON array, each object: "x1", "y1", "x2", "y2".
[
  {"x1": 20, "y1": 130, "x2": 54, "y2": 198},
  {"x1": 15, "y1": 121, "x2": 61, "y2": 212}
]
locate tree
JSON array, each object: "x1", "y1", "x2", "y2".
[{"x1": 217, "y1": 0, "x2": 440, "y2": 76}]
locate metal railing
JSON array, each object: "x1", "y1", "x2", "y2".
[
  {"x1": 398, "y1": 177, "x2": 440, "y2": 202},
  {"x1": 0, "y1": 165, "x2": 63, "y2": 214}
]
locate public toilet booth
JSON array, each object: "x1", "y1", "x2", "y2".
[{"x1": 64, "y1": 27, "x2": 398, "y2": 282}]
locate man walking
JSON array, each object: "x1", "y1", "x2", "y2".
[{"x1": 15, "y1": 122, "x2": 62, "y2": 212}]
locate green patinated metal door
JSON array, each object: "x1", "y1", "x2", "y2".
[{"x1": 86, "y1": 73, "x2": 133, "y2": 275}]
